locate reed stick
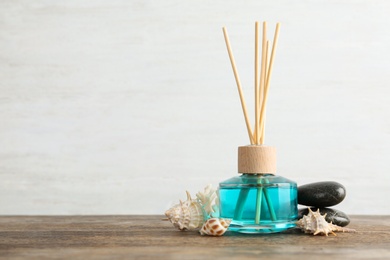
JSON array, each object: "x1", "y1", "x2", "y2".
[
  {"x1": 255, "y1": 178, "x2": 263, "y2": 224},
  {"x1": 254, "y1": 21, "x2": 260, "y2": 145},
  {"x1": 234, "y1": 187, "x2": 250, "y2": 220},
  {"x1": 265, "y1": 40, "x2": 269, "y2": 86},
  {"x1": 263, "y1": 178, "x2": 277, "y2": 221},
  {"x1": 259, "y1": 23, "x2": 280, "y2": 144},
  {"x1": 222, "y1": 27, "x2": 255, "y2": 144},
  {"x1": 258, "y1": 22, "x2": 267, "y2": 144},
  {"x1": 260, "y1": 40, "x2": 269, "y2": 144}
]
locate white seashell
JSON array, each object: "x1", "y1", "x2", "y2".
[
  {"x1": 196, "y1": 184, "x2": 217, "y2": 216},
  {"x1": 165, "y1": 191, "x2": 204, "y2": 231},
  {"x1": 199, "y1": 218, "x2": 231, "y2": 236},
  {"x1": 296, "y1": 208, "x2": 356, "y2": 236},
  {"x1": 165, "y1": 185, "x2": 219, "y2": 231}
]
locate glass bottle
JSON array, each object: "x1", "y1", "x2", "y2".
[{"x1": 218, "y1": 145, "x2": 298, "y2": 233}]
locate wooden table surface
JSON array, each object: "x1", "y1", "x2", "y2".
[{"x1": 0, "y1": 215, "x2": 389, "y2": 259}]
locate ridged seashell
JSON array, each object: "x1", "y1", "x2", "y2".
[
  {"x1": 199, "y1": 218, "x2": 231, "y2": 236},
  {"x1": 165, "y1": 191, "x2": 204, "y2": 231},
  {"x1": 165, "y1": 185, "x2": 219, "y2": 231},
  {"x1": 296, "y1": 208, "x2": 356, "y2": 236}
]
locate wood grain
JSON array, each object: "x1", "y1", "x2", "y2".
[{"x1": 0, "y1": 215, "x2": 390, "y2": 259}]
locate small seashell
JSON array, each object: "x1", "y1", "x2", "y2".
[
  {"x1": 296, "y1": 208, "x2": 356, "y2": 236},
  {"x1": 199, "y1": 218, "x2": 231, "y2": 236}
]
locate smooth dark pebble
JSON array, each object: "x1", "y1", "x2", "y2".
[
  {"x1": 298, "y1": 207, "x2": 350, "y2": 227},
  {"x1": 298, "y1": 181, "x2": 346, "y2": 207}
]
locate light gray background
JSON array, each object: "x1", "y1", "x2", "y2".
[{"x1": 1, "y1": 0, "x2": 389, "y2": 215}]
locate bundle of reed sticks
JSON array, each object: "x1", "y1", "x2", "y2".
[{"x1": 222, "y1": 21, "x2": 280, "y2": 145}]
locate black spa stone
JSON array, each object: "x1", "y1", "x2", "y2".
[
  {"x1": 298, "y1": 207, "x2": 350, "y2": 227},
  {"x1": 298, "y1": 181, "x2": 346, "y2": 207}
]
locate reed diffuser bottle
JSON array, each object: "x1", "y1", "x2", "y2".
[
  {"x1": 219, "y1": 146, "x2": 298, "y2": 233},
  {"x1": 219, "y1": 22, "x2": 298, "y2": 233}
]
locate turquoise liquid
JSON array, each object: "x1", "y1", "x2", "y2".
[{"x1": 219, "y1": 174, "x2": 298, "y2": 233}]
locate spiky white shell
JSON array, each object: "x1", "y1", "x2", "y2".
[
  {"x1": 165, "y1": 185, "x2": 219, "y2": 231},
  {"x1": 199, "y1": 218, "x2": 231, "y2": 236},
  {"x1": 296, "y1": 208, "x2": 356, "y2": 236},
  {"x1": 196, "y1": 184, "x2": 218, "y2": 216},
  {"x1": 165, "y1": 191, "x2": 204, "y2": 231}
]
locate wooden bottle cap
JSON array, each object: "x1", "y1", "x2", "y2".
[{"x1": 238, "y1": 145, "x2": 276, "y2": 174}]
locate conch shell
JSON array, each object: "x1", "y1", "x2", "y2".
[
  {"x1": 296, "y1": 208, "x2": 356, "y2": 236},
  {"x1": 199, "y1": 218, "x2": 231, "y2": 236},
  {"x1": 165, "y1": 185, "x2": 218, "y2": 231}
]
